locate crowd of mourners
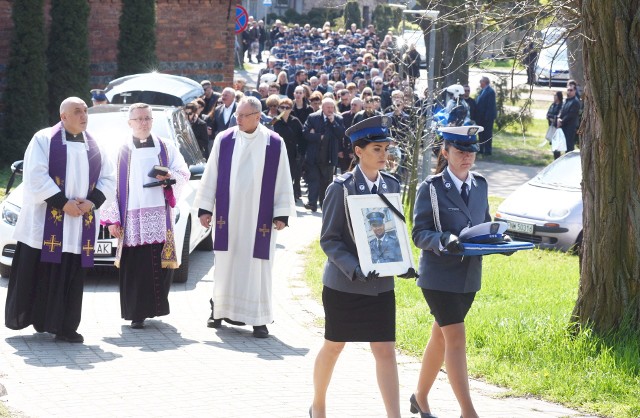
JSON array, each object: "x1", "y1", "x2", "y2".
[{"x1": 186, "y1": 18, "x2": 428, "y2": 212}]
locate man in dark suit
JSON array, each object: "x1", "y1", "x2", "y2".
[
  {"x1": 475, "y1": 76, "x2": 497, "y2": 155},
  {"x1": 206, "y1": 87, "x2": 237, "y2": 153},
  {"x1": 557, "y1": 84, "x2": 580, "y2": 155},
  {"x1": 302, "y1": 98, "x2": 345, "y2": 212},
  {"x1": 285, "y1": 69, "x2": 307, "y2": 100},
  {"x1": 462, "y1": 85, "x2": 478, "y2": 123},
  {"x1": 338, "y1": 98, "x2": 362, "y2": 174}
]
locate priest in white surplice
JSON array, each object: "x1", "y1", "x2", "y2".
[
  {"x1": 101, "y1": 103, "x2": 190, "y2": 330},
  {"x1": 5, "y1": 97, "x2": 116, "y2": 343},
  {"x1": 195, "y1": 96, "x2": 295, "y2": 338}
]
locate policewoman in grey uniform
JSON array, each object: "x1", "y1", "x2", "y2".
[
  {"x1": 410, "y1": 126, "x2": 490, "y2": 418},
  {"x1": 311, "y1": 116, "x2": 407, "y2": 418}
]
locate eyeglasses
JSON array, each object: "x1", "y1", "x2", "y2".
[
  {"x1": 130, "y1": 117, "x2": 153, "y2": 123},
  {"x1": 374, "y1": 82, "x2": 383, "y2": 85},
  {"x1": 269, "y1": 104, "x2": 278, "y2": 108},
  {"x1": 234, "y1": 111, "x2": 260, "y2": 119},
  {"x1": 362, "y1": 93, "x2": 372, "y2": 96},
  {"x1": 365, "y1": 99, "x2": 374, "y2": 103},
  {"x1": 278, "y1": 106, "x2": 292, "y2": 110},
  {"x1": 373, "y1": 98, "x2": 381, "y2": 102},
  {"x1": 185, "y1": 112, "x2": 193, "y2": 116}
]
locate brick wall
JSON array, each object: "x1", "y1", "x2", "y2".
[{"x1": 0, "y1": 0, "x2": 238, "y2": 102}]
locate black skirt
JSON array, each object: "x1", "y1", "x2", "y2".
[{"x1": 322, "y1": 286, "x2": 395, "y2": 342}]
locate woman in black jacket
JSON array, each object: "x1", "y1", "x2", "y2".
[
  {"x1": 546, "y1": 91, "x2": 563, "y2": 159},
  {"x1": 272, "y1": 97, "x2": 303, "y2": 199}
]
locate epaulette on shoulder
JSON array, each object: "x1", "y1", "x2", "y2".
[
  {"x1": 333, "y1": 172, "x2": 354, "y2": 184},
  {"x1": 380, "y1": 171, "x2": 400, "y2": 184},
  {"x1": 425, "y1": 172, "x2": 444, "y2": 183},
  {"x1": 471, "y1": 171, "x2": 486, "y2": 181}
]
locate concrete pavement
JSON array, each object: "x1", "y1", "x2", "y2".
[{"x1": 0, "y1": 163, "x2": 598, "y2": 417}]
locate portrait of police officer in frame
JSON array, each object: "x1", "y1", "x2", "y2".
[{"x1": 364, "y1": 208, "x2": 403, "y2": 264}]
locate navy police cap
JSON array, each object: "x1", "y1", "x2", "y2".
[
  {"x1": 438, "y1": 125, "x2": 484, "y2": 152},
  {"x1": 366, "y1": 211, "x2": 385, "y2": 225},
  {"x1": 345, "y1": 115, "x2": 393, "y2": 145}
]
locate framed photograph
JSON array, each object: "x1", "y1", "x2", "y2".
[{"x1": 346, "y1": 193, "x2": 415, "y2": 277}]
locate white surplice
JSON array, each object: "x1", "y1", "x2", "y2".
[
  {"x1": 14, "y1": 127, "x2": 116, "y2": 253},
  {"x1": 194, "y1": 124, "x2": 296, "y2": 325},
  {"x1": 100, "y1": 134, "x2": 189, "y2": 247}
]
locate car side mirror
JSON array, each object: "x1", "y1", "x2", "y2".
[
  {"x1": 189, "y1": 164, "x2": 205, "y2": 180},
  {"x1": 11, "y1": 160, "x2": 23, "y2": 175}
]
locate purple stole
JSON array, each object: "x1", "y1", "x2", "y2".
[
  {"x1": 214, "y1": 128, "x2": 281, "y2": 260},
  {"x1": 41, "y1": 122, "x2": 101, "y2": 268},
  {"x1": 114, "y1": 137, "x2": 178, "y2": 269}
]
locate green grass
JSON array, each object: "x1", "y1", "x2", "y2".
[
  {"x1": 483, "y1": 118, "x2": 554, "y2": 167},
  {"x1": 302, "y1": 195, "x2": 640, "y2": 418},
  {"x1": 476, "y1": 58, "x2": 525, "y2": 71}
]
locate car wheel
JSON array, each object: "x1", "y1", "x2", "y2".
[
  {"x1": 195, "y1": 228, "x2": 213, "y2": 251},
  {"x1": 173, "y1": 218, "x2": 192, "y2": 284},
  {"x1": 0, "y1": 263, "x2": 11, "y2": 279}
]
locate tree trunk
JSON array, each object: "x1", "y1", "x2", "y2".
[{"x1": 572, "y1": 0, "x2": 640, "y2": 333}]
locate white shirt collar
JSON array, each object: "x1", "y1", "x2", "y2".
[
  {"x1": 446, "y1": 166, "x2": 474, "y2": 193},
  {"x1": 357, "y1": 165, "x2": 380, "y2": 192}
]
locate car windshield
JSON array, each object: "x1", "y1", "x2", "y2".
[
  {"x1": 87, "y1": 108, "x2": 202, "y2": 165},
  {"x1": 530, "y1": 152, "x2": 581, "y2": 189},
  {"x1": 538, "y1": 42, "x2": 568, "y2": 68}
]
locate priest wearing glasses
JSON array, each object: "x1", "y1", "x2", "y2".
[
  {"x1": 100, "y1": 103, "x2": 190, "y2": 330},
  {"x1": 195, "y1": 96, "x2": 295, "y2": 339},
  {"x1": 5, "y1": 97, "x2": 116, "y2": 343}
]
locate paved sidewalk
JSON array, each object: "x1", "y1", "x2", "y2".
[{"x1": 1, "y1": 163, "x2": 598, "y2": 417}]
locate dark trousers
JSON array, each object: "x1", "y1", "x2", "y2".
[
  {"x1": 479, "y1": 125, "x2": 493, "y2": 155},
  {"x1": 306, "y1": 163, "x2": 334, "y2": 209}
]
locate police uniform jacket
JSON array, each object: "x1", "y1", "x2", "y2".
[
  {"x1": 412, "y1": 169, "x2": 491, "y2": 293},
  {"x1": 320, "y1": 167, "x2": 401, "y2": 296}
]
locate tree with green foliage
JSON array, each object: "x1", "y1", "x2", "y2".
[
  {"x1": 116, "y1": 0, "x2": 157, "y2": 77},
  {"x1": 343, "y1": 2, "x2": 362, "y2": 30},
  {"x1": 46, "y1": 0, "x2": 90, "y2": 124},
  {"x1": 1, "y1": 0, "x2": 49, "y2": 163},
  {"x1": 372, "y1": 5, "x2": 402, "y2": 38}
]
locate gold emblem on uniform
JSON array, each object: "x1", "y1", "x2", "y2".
[{"x1": 381, "y1": 116, "x2": 389, "y2": 127}]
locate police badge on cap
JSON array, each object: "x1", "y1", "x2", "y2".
[{"x1": 438, "y1": 125, "x2": 485, "y2": 153}]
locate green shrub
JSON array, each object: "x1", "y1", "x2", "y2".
[
  {"x1": 116, "y1": 0, "x2": 157, "y2": 77},
  {"x1": 343, "y1": 2, "x2": 361, "y2": 30}
]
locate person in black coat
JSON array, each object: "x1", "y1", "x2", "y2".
[
  {"x1": 557, "y1": 85, "x2": 580, "y2": 155},
  {"x1": 185, "y1": 102, "x2": 209, "y2": 159},
  {"x1": 546, "y1": 91, "x2": 563, "y2": 159},
  {"x1": 302, "y1": 98, "x2": 345, "y2": 212},
  {"x1": 404, "y1": 44, "x2": 421, "y2": 87},
  {"x1": 475, "y1": 77, "x2": 497, "y2": 155},
  {"x1": 272, "y1": 97, "x2": 304, "y2": 200},
  {"x1": 462, "y1": 85, "x2": 478, "y2": 123}
]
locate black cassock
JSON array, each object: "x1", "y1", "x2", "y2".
[
  {"x1": 119, "y1": 243, "x2": 173, "y2": 321},
  {"x1": 5, "y1": 243, "x2": 84, "y2": 335}
]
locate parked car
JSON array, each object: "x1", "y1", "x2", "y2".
[
  {"x1": 494, "y1": 151, "x2": 582, "y2": 252},
  {"x1": 535, "y1": 40, "x2": 570, "y2": 85},
  {"x1": 105, "y1": 72, "x2": 204, "y2": 106},
  {"x1": 0, "y1": 104, "x2": 211, "y2": 282},
  {"x1": 395, "y1": 30, "x2": 427, "y2": 68}
]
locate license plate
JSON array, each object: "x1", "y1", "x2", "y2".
[
  {"x1": 94, "y1": 242, "x2": 112, "y2": 256},
  {"x1": 507, "y1": 221, "x2": 534, "y2": 235}
]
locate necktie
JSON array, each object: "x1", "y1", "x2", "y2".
[
  {"x1": 371, "y1": 184, "x2": 377, "y2": 194},
  {"x1": 377, "y1": 239, "x2": 382, "y2": 253},
  {"x1": 461, "y1": 183, "x2": 469, "y2": 206}
]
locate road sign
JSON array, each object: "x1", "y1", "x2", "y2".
[{"x1": 235, "y1": 5, "x2": 249, "y2": 34}]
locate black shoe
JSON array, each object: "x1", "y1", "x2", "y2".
[
  {"x1": 409, "y1": 393, "x2": 437, "y2": 418},
  {"x1": 55, "y1": 331, "x2": 84, "y2": 343},
  {"x1": 252, "y1": 325, "x2": 269, "y2": 338},
  {"x1": 208, "y1": 318, "x2": 222, "y2": 328},
  {"x1": 304, "y1": 203, "x2": 317, "y2": 212},
  {"x1": 223, "y1": 318, "x2": 246, "y2": 326},
  {"x1": 130, "y1": 320, "x2": 145, "y2": 329}
]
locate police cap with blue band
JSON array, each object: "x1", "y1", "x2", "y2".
[
  {"x1": 438, "y1": 125, "x2": 484, "y2": 152},
  {"x1": 367, "y1": 211, "x2": 385, "y2": 226},
  {"x1": 345, "y1": 115, "x2": 393, "y2": 145}
]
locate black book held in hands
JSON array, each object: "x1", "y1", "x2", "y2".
[{"x1": 148, "y1": 165, "x2": 169, "y2": 178}]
